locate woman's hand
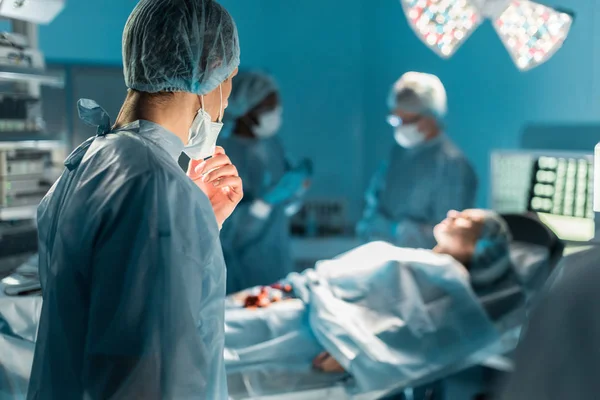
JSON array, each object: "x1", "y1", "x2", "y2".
[
  {"x1": 187, "y1": 146, "x2": 243, "y2": 228},
  {"x1": 313, "y1": 352, "x2": 345, "y2": 373}
]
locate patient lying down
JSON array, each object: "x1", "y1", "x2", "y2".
[
  {"x1": 314, "y1": 209, "x2": 512, "y2": 372},
  {"x1": 225, "y1": 209, "x2": 512, "y2": 395}
]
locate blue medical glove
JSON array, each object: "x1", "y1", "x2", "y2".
[
  {"x1": 284, "y1": 199, "x2": 303, "y2": 217},
  {"x1": 264, "y1": 169, "x2": 309, "y2": 205},
  {"x1": 285, "y1": 158, "x2": 313, "y2": 201}
]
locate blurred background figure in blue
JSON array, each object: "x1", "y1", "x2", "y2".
[
  {"x1": 357, "y1": 72, "x2": 478, "y2": 249},
  {"x1": 500, "y1": 246, "x2": 600, "y2": 400},
  {"x1": 219, "y1": 71, "x2": 312, "y2": 294}
]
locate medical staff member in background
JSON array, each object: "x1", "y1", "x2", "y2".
[
  {"x1": 357, "y1": 72, "x2": 477, "y2": 249},
  {"x1": 28, "y1": 1, "x2": 240, "y2": 399},
  {"x1": 219, "y1": 71, "x2": 312, "y2": 294}
]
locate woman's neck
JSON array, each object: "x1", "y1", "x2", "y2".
[{"x1": 114, "y1": 91, "x2": 197, "y2": 144}]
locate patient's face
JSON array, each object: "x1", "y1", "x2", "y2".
[{"x1": 433, "y1": 209, "x2": 486, "y2": 263}]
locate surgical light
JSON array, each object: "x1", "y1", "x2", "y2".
[
  {"x1": 400, "y1": 0, "x2": 574, "y2": 71},
  {"x1": 401, "y1": 0, "x2": 483, "y2": 58}
]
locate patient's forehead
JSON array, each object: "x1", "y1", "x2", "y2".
[
  {"x1": 460, "y1": 209, "x2": 486, "y2": 221},
  {"x1": 458, "y1": 209, "x2": 486, "y2": 238}
]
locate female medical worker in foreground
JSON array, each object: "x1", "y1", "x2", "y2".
[
  {"x1": 27, "y1": 1, "x2": 240, "y2": 399},
  {"x1": 219, "y1": 71, "x2": 312, "y2": 294},
  {"x1": 357, "y1": 72, "x2": 477, "y2": 250}
]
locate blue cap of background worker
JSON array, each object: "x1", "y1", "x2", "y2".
[
  {"x1": 222, "y1": 71, "x2": 281, "y2": 138},
  {"x1": 386, "y1": 72, "x2": 447, "y2": 148},
  {"x1": 387, "y1": 72, "x2": 447, "y2": 118}
]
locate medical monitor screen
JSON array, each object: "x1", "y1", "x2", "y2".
[{"x1": 491, "y1": 151, "x2": 595, "y2": 242}]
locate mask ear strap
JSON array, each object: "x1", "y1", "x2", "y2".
[
  {"x1": 218, "y1": 84, "x2": 223, "y2": 123},
  {"x1": 200, "y1": 95, "x2": 205, "y2": 110}
]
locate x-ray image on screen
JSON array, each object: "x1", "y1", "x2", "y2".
[{"x1": 491, "y1": 151, "x2": 595, "y2": 242}]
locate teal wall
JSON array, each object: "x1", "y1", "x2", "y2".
[{"x1": 39, "y1": 0, "x2": 596, "y2": 217}]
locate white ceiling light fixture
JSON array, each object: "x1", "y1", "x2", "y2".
[{"x1": 400, "y1": 0, "x2": 574, "y2": 71}]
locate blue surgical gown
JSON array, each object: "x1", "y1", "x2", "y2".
[
  {"x1": 218, "y1": 135, "x2": 293, "y2": 294},
  {"x1": 358, "y1": 135, "x2": 477, "y2": 249},
  {"x1": 27, "y1": 113, "x2": 228, "y2": 399}
]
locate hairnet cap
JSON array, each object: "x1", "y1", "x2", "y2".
[
  {"x1": 225, "y1": 71, "x2": 279, "y2": 119},
  {"x1": 123, "y1": 0, "x2": 241, "y2": 96},
  {"x1": 220, "y1": 71, "x2": 278, "y2": 138},
  {"x1": 470, "y1": 210, "x2": 513, "y2": 287},
  {"x1": 388, "y1": 72, "x2": 447, "y2": 119}
]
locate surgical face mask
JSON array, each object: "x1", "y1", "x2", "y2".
[
  {"x1": 184, "y1": 85, "x2": 224, "y2": 160},
  {"x1": 394, "y1": 124, "x2": 425, "y2": 148},
  {"x1": 253, "y1": 106, "x2": 283, "y2": 138}
]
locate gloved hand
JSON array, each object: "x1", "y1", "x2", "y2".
[
  {"x1": 356, "y1": 212, "x2": 397, "y2": 242},
  {"x1": 296, "y1": 158, "x2": 313, "y2": 196},
  {"x1": 264, "y1": 168, "x2": 309, "y2": 205},
  {"x1": 284, "y1": 200, "x2": 303, "y2": 217}
]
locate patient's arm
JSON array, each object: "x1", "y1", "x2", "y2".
[{"x1": 313, "y1": 352, "x2": 345, "y2": 373}]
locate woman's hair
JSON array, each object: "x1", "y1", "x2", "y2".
[
  {"x1": 470, "y1": 211, "x2": 513, "y2": 287},
  {"x1": 140, "y1": 90, "x2": 175, "y2": 105}
]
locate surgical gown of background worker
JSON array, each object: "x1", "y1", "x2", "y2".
[
  {"x1": 358, "y1": 135, "x2": 477, "y2": 249},
  {"x1": 219, "y1": 135, "x2": 293, "y2": 294},
  {"x1": 27, "y1": 101, "x2": 228, "y2": 400}
]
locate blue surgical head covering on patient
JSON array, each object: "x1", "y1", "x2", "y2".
[
  {"x1": 470, "y1": 211, "x2": 513, "y2": 287},
  {"x1": 123, "y1": 0, "x2": 241, "y2": 95}
]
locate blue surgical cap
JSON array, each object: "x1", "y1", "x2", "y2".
[
  {"x1": 470, "y1": 211, "x2": 513, "y2": 287},
  {"x1": 388, "y1": 72, "x2": 447, "y2": 119},
  {"x1": 225, "y1": 71, "x2": 279, "y2": 119},
  {"x1": 123, "y1": 0, "x2": 241, "y2": 96},
  {"x1": 221, "y1": 71, "x2": 278, "y2": 138}
]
